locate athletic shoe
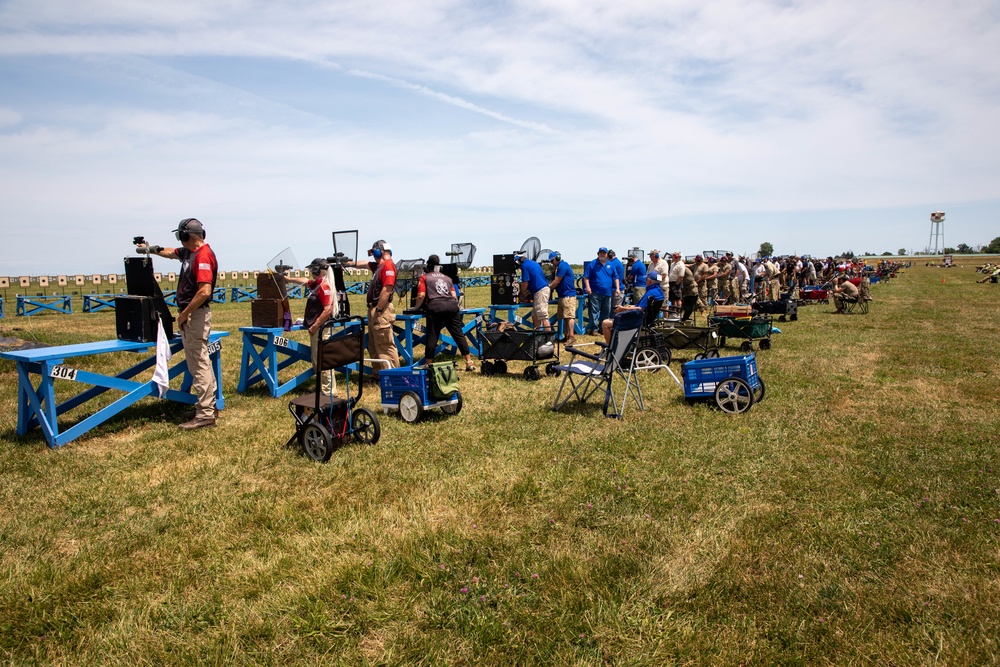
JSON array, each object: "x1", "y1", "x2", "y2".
[{"x1": 179, "y1": 418, "x2": 216, "y2": 430}]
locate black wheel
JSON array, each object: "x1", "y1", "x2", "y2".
[
  {"x1": 706, "y1": 349, "x2": 720, "y2": 358},
  {"x1": 778, "y1": 315, "x2": 786, "y2": 322},
  {"x1": 759, "y1": 339, "x2": 772, "y2": 350},
  {"x1": 790, "y1": 314, "x2": 798, "y2": 321},
  {"x1": 752, "y1": 377, "x2": 766, "y2": 404},
  {"x1": 545, "y1": 362, "x2": 557, "y2": 376},
  {"x1": 301, "y1": 423, "x2": 333, "y2": 462},
  {"x1": 718, "y1": 336, "x2": 727, "y2": 347},
  {"x1": 495, "y1": 360, "x2": 508, "y2": 375},
  {"x1": 441, "y1": 391, "x2": 463, "y2": 415},
  {"x1": 714, "y1": 377, "x2": 754, "y2": 414},
  {"x1": 398, "y1": 392, "x2": 424, "y2": 423},
  {"x1": 351, "y1": 407, "x2": 381, "y2": 444},
  {"x1": 694, "y1": 353, "x2": 704, "y2": 361},
  {"x1": 523, "y1": 366, "x2": 540, "y2": 381},
  {"x1": 480, "y1": 360, "x2": 494, "y2": 376},
  {"x1": 634, "y1": 346, "x2": 662, "y2": 372},
  {"x1": 741, "y1": 341, "x2": 753, "y2": 352}
]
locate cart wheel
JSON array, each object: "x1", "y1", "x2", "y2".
[
  {"x1": 718, "y1": 336, "x2": 727, "y2": 347},
  {"x1": 790, "y1": 314, "x2": 798, "y2": 321},
  {"x1": 301, "y1": 423, "x2": 334, "y2": 462},
  {"x1": 752, "y1": 377, "x2": 766, "y2": 404},
  {"x1": 778, "y1": 315, "x2": 786, "y2": 322},
  {"x1": 545, "y1": 362, "x2": 557, "y2": 376},
  {"x1": 706, "y1": 349, "x2": 720, "y2": 358},
  {"x1": 442, "y1": 391, "x2": 463, "y2": 415},
  {"x1": 694, "y1": 353, "x2": 704, "y2": 361},
  {"x1": 714, "y1": 377, "x2": 754, "y2": 414},
  {"x1": 759, "y1": 339, "x2": 772, "y2": 350},
  {"x1": 495, "y1": 360, "x2": 508, "y2": 375},
  {"x1": 351, "y1": 407, "x2": 381, "y2": 444},
  {"x1": 398, "y1": 392, "x2": 424, "y2": 423},
  {"x1": 523, "y1": 366, "x2": 540, "y2": 381},
  {"x1": 634, "y1": 347, "x2": 662, "y2": 372},
  {"x1": 481, "y1": 360, "x2": 495, "y2": 376},
  {"x1": 741, "y1": 341, "x2": 753, "y2": 352}
]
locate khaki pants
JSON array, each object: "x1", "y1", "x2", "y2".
[
  {"x1": 310, "y1": 328, "x2": 337, "y2": 396},
  {"x1": 368, "y1": 302, "x2": 399, "y2": 375},
  {"x1": 182, "y1": 306, "x2": 216, "y2": 421},
  {"x1": 770, "y1": 278, "x2": 781, "y2": 300}
]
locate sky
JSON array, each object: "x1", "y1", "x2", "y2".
[{"x1": 1, "y1": 0, "x2": 999, "y2": 275}]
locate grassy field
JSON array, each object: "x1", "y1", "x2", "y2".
[{"x1": 1, "y1": 263, "x2": 998, "y2": 665}]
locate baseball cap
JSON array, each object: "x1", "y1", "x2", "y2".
[
  {"x1": 598, "y1": 247, "x2": 609, "y2": 253},
  {"x1": 707, "y1": 257, "x2": 716, "y2": 264},
  {"x1": 647, "y1": 270, "x2": 660, "y2": 282},
  {"x1": 608, "y1": 249, "x2": 616, "y2": 257},
  {"x1": 672, "y1": 251, "x2": 681, "y2": 257},
  {"x1": 548, "y1": 250, "x2": 561, "y2": 261},
  {"x1": 649, "y1": 248, "x2": 660, "y2": 256},
  {"x1": 695, "y1": 254, "x2": 703, "y2": 261}
]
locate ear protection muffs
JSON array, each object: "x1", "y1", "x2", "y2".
[
  {"x1": 368, "y1": 240, "x2": 387, "y2": 260},
  {"x1": 174, "y1": 218, "x2": 205, "y2": 243}
]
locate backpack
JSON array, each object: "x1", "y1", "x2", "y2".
[{"x1": 430, "y1": 362, "x2": 460, "y2": 400}]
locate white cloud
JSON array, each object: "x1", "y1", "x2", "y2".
[{"x1": 1, "y1": 0, "x2": 999, "y2": 271}]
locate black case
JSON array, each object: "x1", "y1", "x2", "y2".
[{"x1": 115, "y1": 296, "x2": 161, "y2": 342}]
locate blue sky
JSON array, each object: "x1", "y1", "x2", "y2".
[{"x1": 1, "y1": 0, "x2": 999, "y2": 275}]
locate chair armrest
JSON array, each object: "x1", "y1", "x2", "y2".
[{"x1": 564, "y1": 346, "x2": 604, "y2": 363}]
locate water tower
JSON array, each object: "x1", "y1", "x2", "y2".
[{"x1": 928, "y1": 211, "x2": 945, "y2": 255}]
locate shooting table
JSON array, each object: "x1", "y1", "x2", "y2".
[
  {"x1": 83, "y1": 294, "x2": 118, "y2": 312},
  {"x1": 16, "y1": 295, "x2": 73, "y2": 316},
  {"x1": 236, "y1": 324, "x2": 316, "y2": 397},
  {"x1": 394, "y1": 308, "x2": 485, "y2": 365},
  {"x1": 489, "y1": 299, "x2": 586, "y2": 337},
  {"x1": 1, "y1": 332, "x2": 229, "y2": 448}
]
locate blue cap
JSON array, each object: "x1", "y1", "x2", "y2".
[
  {"x1": 548, "y1": 251, "x2": 561, "y2": 261},
  {"x1": 647, "y1": 270, "x2": 660, "y2": 282},
  {"x1": 598, "y1": 247, "x2": 609, "y2": 253}
]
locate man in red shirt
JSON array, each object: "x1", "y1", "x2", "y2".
[
  {"x1": 349, "y1": 240, "x2": 399, "y2": 376},
  {"x1": 139, "y1": 218, "x2": 219, "y2": 429},
  {"x1": 287, "y1": 258, "x2": 337, "y2": 396}
]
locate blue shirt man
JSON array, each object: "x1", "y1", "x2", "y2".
[
  {"x1": 629, "y1": 258, "x2": 647, "y2": 287},
  {"x1": 547, "y1": 251, "x2": 578, "y2": 345},
  {"x1": 520, "y1": 259, "x2": 548, "y2": 294},
  {"x1": 552, "y1": 256, "x2": 575, "y2": 298},
  {"x1": 583, "y1": 247, "x2": 618, "y2": 334},
  {"x1": 600, "y1": 271, "x2": 664, "y2": 344},
  {"x1": 519, "y1": 257, "x2": 552, "y2": 331}
]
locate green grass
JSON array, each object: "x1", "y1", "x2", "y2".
[{"x1": 1, "y1": 264, "x2": 998, "y2": 665}]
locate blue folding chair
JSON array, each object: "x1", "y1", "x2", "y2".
[{"x1": 551, "y1": 309, "x2": 646, "y2": 419}]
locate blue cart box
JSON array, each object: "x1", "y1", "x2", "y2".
[
  {"x1": 682, "y1": 354, "x2": 760, "y2": 399},
  {"x1": 379, "y1": 366, "x2": 435, "y2": 405},
  {"x1": 378, "y1": 364, "x2": 462, "y2": 422}
]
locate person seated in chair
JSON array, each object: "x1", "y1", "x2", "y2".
[
  {"x1": 600, "y1": 270, "x2": 664, "y2": 344},
  {"x1": 832, "y1": 275, "x2": 859, "y2": 313}
]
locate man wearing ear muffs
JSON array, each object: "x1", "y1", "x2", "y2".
[
  {"x1": 348, "y1": 240, "x2": 399, "y2": 376},
  {"x1": 137, "y1": 218, "x2": 219, "y2": 430}
]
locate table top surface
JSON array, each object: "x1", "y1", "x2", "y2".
[{"x1": 0, "y1": 331, "x2": 230, "y2": 363}]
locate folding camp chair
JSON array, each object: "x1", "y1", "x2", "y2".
[
  {"x1": 285, "y1": 316, "x2": 383, "y2": 462},
  {"x1": 551, "y1": 309, "x2": 647, "y2": 418}
]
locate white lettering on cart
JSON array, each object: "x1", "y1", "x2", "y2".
[
  {"x1": 273, "y1": 336, "x2": 289, "y2": 348},
  {"x1": 207, "y1": 341, "x2": 222, "y2": 355},
  {"x1": 49, "y1": 365, "x2": 78, "y2": 381}
]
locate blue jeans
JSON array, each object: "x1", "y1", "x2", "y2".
[{"x1": 588, "y1": 293, "x2": 611, "y2": 333}]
